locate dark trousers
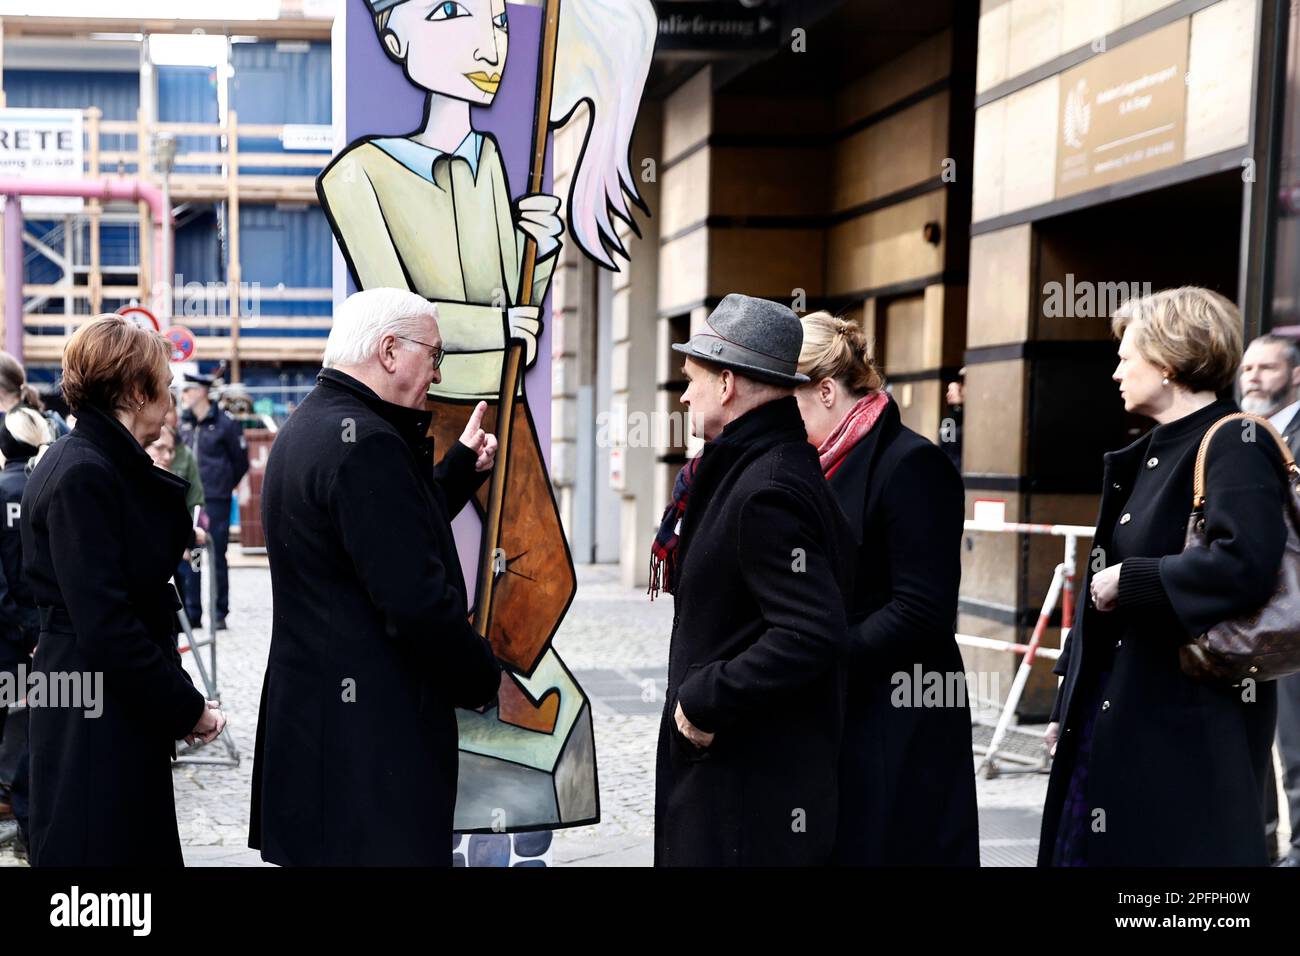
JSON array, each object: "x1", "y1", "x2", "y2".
[
  {"x1": 183, "y1": 497, "x2": 231, "y2": 626},
  {"x1": 1268, "y1": 671, "x2": 1300, "y2": 862}
]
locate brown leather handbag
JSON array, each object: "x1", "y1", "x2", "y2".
[{"x1": 1179, "y1": 413, "x2": 1300, "y2": 683}]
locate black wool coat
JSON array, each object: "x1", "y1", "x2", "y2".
[
  {"x1": 1040, "y1": 398, "x2": 1285, "y2": 866},
  {"x1": 21, "y1": 404, "x2": 206, "y2": 866},
  {"x1": 0, "y1": 459, "x2": 38, "y2": 665},
  {"x1": 249, "y1": 369, "x2": 500, "y2": 866},
  {"x1": 654, "y1": 397, "x2": 856, "y2": 866},
  {"x1": 827, "y1": 399, "x2": 979, "y2": 865}
]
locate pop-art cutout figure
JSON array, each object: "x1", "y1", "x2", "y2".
[{"x1": 319, "y1": 0, "x2": 655, "y2": 831}]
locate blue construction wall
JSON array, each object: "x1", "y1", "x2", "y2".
[
  {"x1": 228, "y1": 42, "x2": 333, "y2": 339},
  {"x1": 4, "y1": 68, "x2": 140, "y2": 164},
  {"x1": 231, "y1": 40, "x2": 331, "y2": 176},
  {"x1": 159, "y1": 65, "x2": 220, "y2": 176},
  {"x1": 3, "y1": 68, "x2": 139, "y2": 119},
  {"x1": 231, "y1": 40, "x2": 331, "y2": 124},
  {"x1": 174, "y1": 209, "x2": 222, "y2": 289},
  {"x1": 238, "y1": 204, "x2": 332, "y2": 328}
]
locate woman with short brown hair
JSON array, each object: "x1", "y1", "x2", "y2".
[
  {"x1": 1041, "y1": 287, "x2": 1285, "y2": 866},
  {"x1": 22, "y1": 315, "x2": 224, "y2": 866}
]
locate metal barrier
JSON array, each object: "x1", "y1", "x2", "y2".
[
  {"x1": 959, "y1": 519, "x2": 1094, "y2": 778},
  {"x1": 174, "y1": 541, "x2": 240, "y2": 768}
]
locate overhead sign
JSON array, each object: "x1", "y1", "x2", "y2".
[
  {"x1": 0, "y1": 108, "x2": 85, "y2": 215},
  {"x1": 1056, "y1": 19, "x2": 1190, "y2": 199},
  {"x1": 117, "y1": 305, "x2": 160, "y2": 332},
  {"x1": 165, "y1": 325, "x2": 196, "y2": 363},
  {"x1": 653, "y1": 1, "x2": 781, "y2": 54}
]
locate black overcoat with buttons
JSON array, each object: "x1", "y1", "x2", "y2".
[
  {"x1": 654, "y1": 397, "x2": 857, "y2": 866},
  {"x1": 1040, "y1": 398, "x2": 1285, "y2": 866},
  {"x1": 20, "y1": 404, "x2": 205, "y2": 866},
  {"x1": 248, "y1": 369, "x2": 500, "y2": 866}
]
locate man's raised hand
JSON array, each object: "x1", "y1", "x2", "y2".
[{"x1": 459, "y1": 401, "x2": 499, "y2": 473}]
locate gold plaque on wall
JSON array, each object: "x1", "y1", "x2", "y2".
[{"x1": 1056, "y1": 18, "x2": 1190, "y2": 199}]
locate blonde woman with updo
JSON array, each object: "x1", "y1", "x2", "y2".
[{"x1": 794, "y1": 311, "x2": 978, "y2": 865}]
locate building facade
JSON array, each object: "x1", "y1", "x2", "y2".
[
  {"x1": 552, "y1": 0, "x2": 978, "y2": 585},
  {"x1": 963, "y1": 0, "x2": 1279, "y2": 712},
  {"x1": 553, "y1": 0, "x2": 1295, "y2": 715}
]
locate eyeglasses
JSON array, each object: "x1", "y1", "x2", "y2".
[{"x1": 396, "y1": 334, "x2": 446, "y2": 370}]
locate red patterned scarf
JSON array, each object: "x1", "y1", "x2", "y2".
[
  {"x1": 648, "y1": 455, "x2": 700, "y2": 601},
  {"x1": 817, "y1": 391, "x2": 890, "y2": 478}
]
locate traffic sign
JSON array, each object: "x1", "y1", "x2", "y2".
[
  {"x1": 117, "y1": 305, "x2": 160, "y2": 332},
  {"x1": 164, "y1": 325, "x2": 196, "y2": 363}
]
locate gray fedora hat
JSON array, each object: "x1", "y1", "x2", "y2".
[{"x1": 671, "y1": 294, "x2": 809, "y2": 386}]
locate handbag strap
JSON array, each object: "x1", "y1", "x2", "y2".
[{"x1": 1193, "y1": 412, "x2": 1298, "y2": 509}]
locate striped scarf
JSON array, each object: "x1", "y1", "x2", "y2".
[{"x1": 647, "y1": 455, "x2": 700, "y2": 601}]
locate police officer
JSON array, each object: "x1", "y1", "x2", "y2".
[
  {"x1": 0, "y1": 406, "x2": 52, "y2": 853},
  {"x1": 179, "y1": 373, "x2": 248, "y2": 631}
]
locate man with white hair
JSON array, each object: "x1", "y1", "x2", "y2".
[{"x1": 249, "y1": 287, "x2": 502, "y2": 866}]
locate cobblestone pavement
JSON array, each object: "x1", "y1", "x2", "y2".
[{"x1": 2, "y1": 560, "x2": 1059, "y2": 867}]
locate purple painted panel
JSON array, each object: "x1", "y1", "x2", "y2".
[{"x1": 334, "y1": 1, "x2": 555, "y2": 597}]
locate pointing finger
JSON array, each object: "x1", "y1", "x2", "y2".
[{"x1": 466, "y1": 401, "x2": 487, "y2": 433}]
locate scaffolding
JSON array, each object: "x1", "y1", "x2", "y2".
[{"x1": 0, "y1": 14, "x2": 335, "y2": 377}]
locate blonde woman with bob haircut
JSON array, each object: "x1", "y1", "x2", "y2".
[
  {"x1": 1041, "y1": 287, "x2": 1287, "y2": 866},
  {"x1": 793, "y1": 311, "x2": 978, "y2": 865},
  {"x1": 21, "y1": 315, "x2": 224, "y2": 867}
]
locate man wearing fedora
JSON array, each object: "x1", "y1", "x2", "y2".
[{"x1": 653, "y1": 293, "x2": 856, "y2": 866}]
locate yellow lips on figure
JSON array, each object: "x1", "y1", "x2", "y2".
[{"x1": 464, "y1": 72, "x2": 501, "y2": 95}]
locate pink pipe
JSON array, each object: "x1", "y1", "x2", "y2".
[
  {"x1": 0, "y1": 176, "x2": 170, "y2": 225},
  {"x1": 2, "y1": 177, "x2": 172, "y2": 361}
]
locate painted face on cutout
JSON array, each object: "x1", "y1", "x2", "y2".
[{"x1": 381, "y1": 0, "x2": 510, "y2": 106}]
